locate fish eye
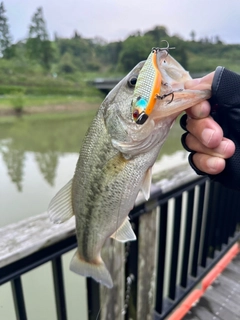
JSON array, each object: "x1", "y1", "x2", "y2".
[{"x1": 128, "y1": 76, "x2": 138, "y2": 87}]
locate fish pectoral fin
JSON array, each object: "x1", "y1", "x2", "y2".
[
  {"x1": 48, "y1": 179, "x2": 74, "y2": 224},
  {"x1": 110, "y1": 217, "x2": 136, "y2": 243},
  {"x1": 141, "y1": 167, "x2": 152, "y2": 200},
  {"x1": 70, "y1": 251, "x2": 113, "y2": 289}
]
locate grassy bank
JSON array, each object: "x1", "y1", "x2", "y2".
[{"x1": 0, "y1": 94, "x2": 103, "y2": 109}]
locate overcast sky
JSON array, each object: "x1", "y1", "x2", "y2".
[{"x1": 5, "y1": 0, "x2": 240, "y2": 44}]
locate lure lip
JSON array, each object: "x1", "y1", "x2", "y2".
[{"x1": 136, "y1": 112, "x2": 149, "y2": 125}]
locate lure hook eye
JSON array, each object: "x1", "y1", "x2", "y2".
[{"x1": 152, "y1": 41, "x2": 175, "y2": 54}]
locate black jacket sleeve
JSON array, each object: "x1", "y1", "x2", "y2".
[
  {"x1": 208, "y1": 66, "x2": 240, "y2": 189},
  {"x1": 181, "y1": 66, "x2": 240, "y2": 190}
]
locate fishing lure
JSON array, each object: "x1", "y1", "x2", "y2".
[
  {"x1": 132, "y1": 48, "x2": 162, "y2": 125},
  {"x1": 132, "y1": 43, "x2": 175, "y2": 125}
]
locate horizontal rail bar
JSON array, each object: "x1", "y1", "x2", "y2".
[{"x1": 0, "y1": 235, "x2": 77, "y2": 285}]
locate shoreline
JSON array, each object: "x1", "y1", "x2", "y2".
[{"x1": 0, "y1": 101, "x2": 100, "y2": 117}]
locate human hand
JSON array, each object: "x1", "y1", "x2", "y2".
[{"x1": 182, "y1": 72, "x2": 235, "y2": 176}]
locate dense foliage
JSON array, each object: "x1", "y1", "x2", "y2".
[{"x1": 1, "y1": 2, "x2": 240, "y2": 95}]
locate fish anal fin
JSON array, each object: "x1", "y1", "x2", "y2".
[
  {"x1": 48, "y1": 179, "x2": 74, "y2": 224},
  {"x1": 70, "y1": 251, "x2": 113, "y2": 289},
  {"x1": 141, "y1": 167, "x2": 152, "y2": 200},
  {"x1": 111, "y1": 217, "x2": 136, "y2": 243}
]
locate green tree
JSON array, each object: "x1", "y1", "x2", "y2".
[
  {"x1": 26, "y1": 7, "x2": 54, "y2": 69},
  {"x1": 118, "y1": 35, "x2": 153, "y2": 71},
  {"x1": 0, "y1": 2, "x2": 12, "y2": 57},
  {"x1": 144, "y1": 25, "x2": 169, "y2": 43},
  {"x1": 190, "y1": 30, "x2": 196, "y2": 42},
  {"x1": 59, "y1": 51, "x2": 76, "y2": 73},
  {"x1": 29, "y1": 7, "x2": 48, "y2": 40}
]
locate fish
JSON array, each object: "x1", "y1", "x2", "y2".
[{"x1": 48, "y1": 47, "x2": 211, "y2": 289}]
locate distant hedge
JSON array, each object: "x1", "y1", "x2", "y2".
[
  {"x1": 0, "y1": 84, "x2": 97, "y2": 96},
  {"x1": 0, "y1": 85, "x2": 25, "y2": 94}
]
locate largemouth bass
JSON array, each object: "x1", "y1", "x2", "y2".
[{"x1": 48, "y1": 48, "x2": 211, "y2": 288}]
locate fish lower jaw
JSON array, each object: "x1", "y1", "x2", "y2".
[{"x1": 152, "y1": 89, "x2": 211, "y2": 119}]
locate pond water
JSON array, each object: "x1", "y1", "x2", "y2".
[{"x1": 0, "y1": 110, "x2": 186, "y2": 319}]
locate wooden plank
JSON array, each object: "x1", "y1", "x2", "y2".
[
  {"x1": 183, "y1": 311, "x2": 201, "y2": 320},
  {"x1": 221, "y1": 267, "x2": 240, "y2": 283},
  {"x1": 198, "y1": 296, "x2": 239, "y2": 320},
  {"x1": 214, "y1": 274, "x2": 240, "y2": 297},
  {"x1": 204, "y1": 286, "x2": 240, "y2": 316},
  {"x1": 0, "y1": 212, "x2": 75, "y2": 267},
  {"x1": 137, "y1": 207, "x2": 158, "y2": 320},
  {"x1": 225, "y1": 260, "x2": 240, "y2": 275},
  {"x1": 100, "y1": 239, "x2": 125, "y2": 320},
  {"x1": 190, "y1": 305, "x2": 221, "y2": 320}
]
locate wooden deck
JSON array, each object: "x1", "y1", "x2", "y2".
[{"x1": 183, "y1": 253, "x2": 240, "y2": 320}]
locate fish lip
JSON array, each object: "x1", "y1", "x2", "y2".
[{"x1": 151, "y1": 89, "x2": 212, "y2": 119}]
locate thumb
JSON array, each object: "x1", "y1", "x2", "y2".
[{"x1": 185, "y1": 72, "x2": 215, "y2": 91}]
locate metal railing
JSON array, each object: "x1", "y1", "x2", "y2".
[{"x1": 1, "y1": 176, "x2": 240, "y2": 320}]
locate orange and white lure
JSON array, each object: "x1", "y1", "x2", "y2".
[{"x1": 132, "y1": 48, "x2": 162, "y2": 125}]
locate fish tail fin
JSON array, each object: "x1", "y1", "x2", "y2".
[{"x1": 70, "y1": 251, "x2": 113, "y2": 289}]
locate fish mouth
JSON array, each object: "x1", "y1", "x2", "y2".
[{"x1": 151, "y1": 88, "x2": 211, "y2": 119}]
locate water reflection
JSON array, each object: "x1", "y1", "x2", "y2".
[
  {"x1": 35, "y1": 151, "x2": 59, "y2": 186},
  {"x1": 1, "y1": 139, "x2": 25, "y2": 191},
  {"x1": 0, "y1": 112, "x2": 96, "y2": 191},
  {"x1": 0, "y1": 112, "x2": 185, "y2": 192}
]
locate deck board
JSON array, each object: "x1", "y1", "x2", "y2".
[{"x1": 184, "y1": 252, "x2": 240, "y2": 320}]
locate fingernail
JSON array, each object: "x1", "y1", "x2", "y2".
[
  {"x1": 206, "y1": 158, "x2": 217, "y2": 171},
  {"x1": 202, "y1": 128, "x2": 214, "y2": 146}
]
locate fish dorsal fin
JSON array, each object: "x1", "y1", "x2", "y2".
[
  {"x1": 48, "y1": 179, "x2": 74, "y2": 224},
  {"x1": 141, "y1": 167, "x2": 152, "y2": 201},
  {"x1": 111, "y1": 217, "x2": 136, "y2": 242}
]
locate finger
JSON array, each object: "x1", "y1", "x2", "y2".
[
  {"x1": 184, "y1": 72, "x2": 215, "y2": 90},
  {"x1": 186, "y1": 100, "x2": 211, "y2": 119},
  {"x1": 186, "y1": 134, "x2": 236, "y2": 159},
  {"x1": 186, "y1": 117, "x2": 223, "y2": 148},
  {"x1": 192, "y1": 153, "x2": 226, "y2": 175}
]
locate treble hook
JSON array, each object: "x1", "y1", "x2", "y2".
[
  {"x1": 152, "y1": 41, "x2": 175, "y2": 54},
  {"x1": 156, "y1": 91, "x2": 175, "y2": 104},
  {"x1": 156, "y1": 89, "x2": 183, "y2": 104}
]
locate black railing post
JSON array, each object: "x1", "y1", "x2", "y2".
[
  {"x1": 200, "y1": 182, "x2": 216, "y2": 268},
  {"x1": 180, "y1": 188, "x2": 195, "y2": 287},
  {"x1": 190, "y1": 182, "x2": 206, "y2": 277},
  {"x1": 11, "y1": 277, "x2": 27, "y2": 320},
  {"x1": 155, "y1": 201, "x2": 168, "y2": 315},
  {"x1": 87, "y1": 279, "x2": 100, "y2": 320},
  {"x1": 207, "y1": 182, "x2": 221, "y2": 258},
  {"x1": 52, "y1": 257, "x2": 67, "y2": 320},
  {"x1": 168, "y1": 195, "x2": 182, "y2": 300}
]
